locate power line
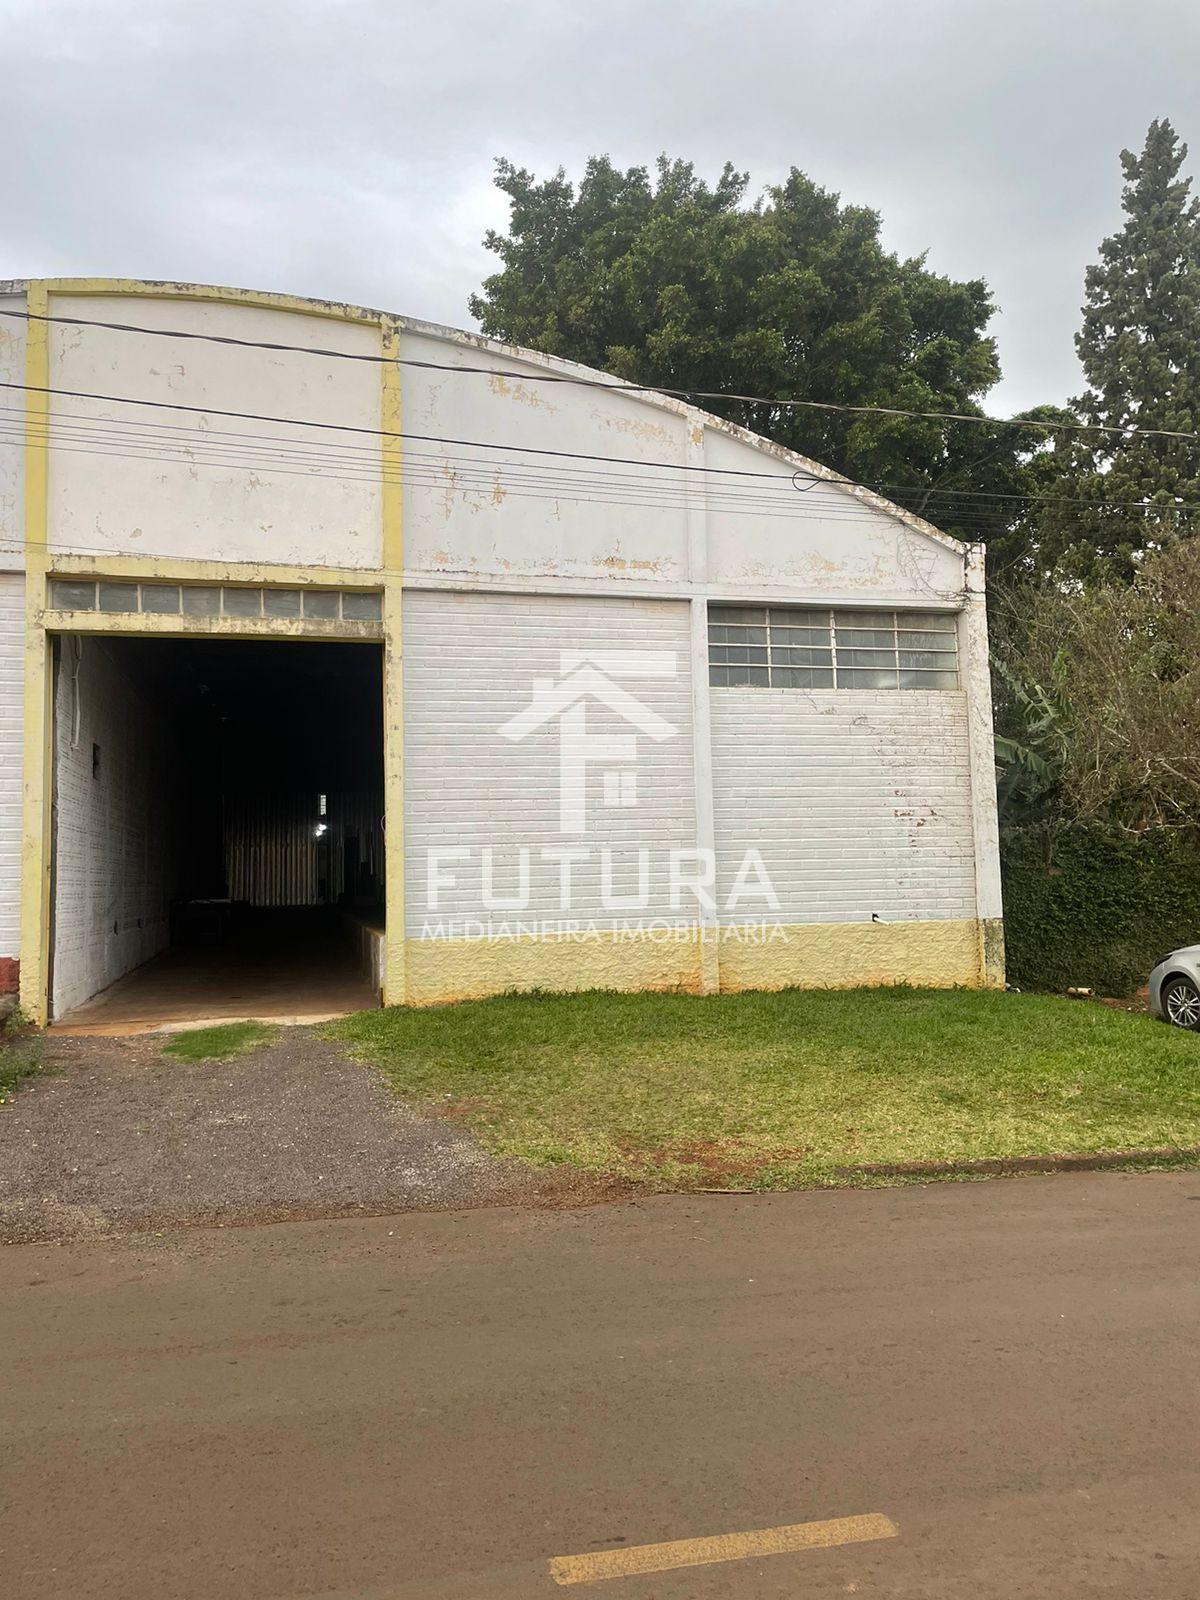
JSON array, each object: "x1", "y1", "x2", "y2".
[
  {"x1": 2, "y1": 302, "x2": 1197, "y2": 444},
  {"x1": 0, "y1": 426, "x2": 957, "y2": 526},
  {"x1": 4, "y1": 404, "x2": 831, "y2": 504},
  {"x1": 9, "y1": 425, "x2": 1197, "y2": 556},
  {"x1": 0, "y1": 399, "x2": 852, "y2": 500},
  {"x1": 0, "y1": 376, "x2": 1013, "y2": 547},
  {"x1": 867, "y1": 481, "x2": 1200, "y2": 512},
  {"x1": 5, "y1": 414, "x2": 828, "y2": 509},
  {"x1": 8, "y1": 399, "x2": 1200, "y2": 525},
  {"x1": 0, "y1": 377, "x2": 840, "y2": 488},
  {"x1": 0, "y1": 402, "x2": 1014, "y2": 518},
  {"x1": 0, "y1": 405, "x2": 1027, "y2": 548}
]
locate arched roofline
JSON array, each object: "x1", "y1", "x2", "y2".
[{"x1": 9, "y1": 278, "x2": 967, "y2": 560}]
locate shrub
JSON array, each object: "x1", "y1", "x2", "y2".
[{"x1": 1001, "y1": 822, "x2": 1200, "y2": 995}]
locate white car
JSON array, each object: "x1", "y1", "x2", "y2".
[{"x1": 1148, "y1": 948, "x2": 1200, "y2": 1029}]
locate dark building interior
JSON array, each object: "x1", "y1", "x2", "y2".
[{"x1": 50, "y1": 635, "x2": 385, "y2": 1028}]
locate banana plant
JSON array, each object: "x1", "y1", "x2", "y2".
[{"x1": 993, "y1": 652, "x2": 1070, "y2": 819}]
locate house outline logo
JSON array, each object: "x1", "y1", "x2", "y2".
[{"x1": 498, "y1": 650, "x2": 679, "y2": 834}]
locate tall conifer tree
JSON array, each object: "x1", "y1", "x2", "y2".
[{"x1": 1041, "y1": 120, "x2": 1200, "y2": 580}]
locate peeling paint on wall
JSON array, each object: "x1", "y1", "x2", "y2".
[
  {"x1": 591, "y1": 407, "x2": 674, "y2": 446},
  {"x1": 487, "y1": 372, "x2": 559, "y2": 413},
  {"x1": 45, "y1": 293, "x2": 385, "y2": 569},
  {"x1": 3, "y1": 281, "x2": 1004, "y2": 1019}
]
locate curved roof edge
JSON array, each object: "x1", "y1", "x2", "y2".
[{"x1": 9, "y1": 277, "x2": 967, "y2": 560}]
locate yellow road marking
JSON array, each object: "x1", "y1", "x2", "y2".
[{"x1": 548, "y1": 1511, "x2": 898, "y2": 1586}]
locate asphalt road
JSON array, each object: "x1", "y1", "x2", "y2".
[{"x1": 4, "y1": 1171, "x2": 1200, "y2": 1598}]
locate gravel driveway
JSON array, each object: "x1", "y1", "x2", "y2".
[{"x1": 0, "y1": 1028, "x2": 573, "y2": 1243}]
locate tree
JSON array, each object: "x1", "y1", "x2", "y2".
[
  {"x1": 469, "y1": 156, "x2": 1027, "y2": 544},
  {"x1": 992, "y1": 538, "x2": 1200, "y2": 832},
  {"x1": 1035, "y1": 119, "x2": 1200, "y2": 582}
]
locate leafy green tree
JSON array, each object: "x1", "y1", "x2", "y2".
[
  {"x1": 1036, "y1": 119, "x2": 1200, "y2": 581},
  {"x1": 992, "y1": 538, "x2": 1200, "y2": 831},
  {"x1": 469, "y1": 156, "x2": 1027, "y2": 545}
]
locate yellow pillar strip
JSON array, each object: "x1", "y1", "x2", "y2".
[
  {"x1": 380, "y1": 316, "x2": 406, "y2": 1005},
  {"x1": 19, "y1": 283, "x2": 52, "y2": 1024}
]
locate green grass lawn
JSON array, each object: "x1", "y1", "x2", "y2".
[
  {"x1": 161, "y1": 1021, "x2": 278, "y2": 1063},
  {"x1": 0, "y1": 1008, "x2": 43, "y2": 1105},
  {"x1": 332, "y1": 987, "x2": 1200, "y2": 1189}
]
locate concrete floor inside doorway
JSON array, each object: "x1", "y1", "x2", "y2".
[
  {"x1": 51, "y1": 910, "x2": 379, "y2": 1036},
  {"x1": 47, "y1": 633, "x2": 386, "y2": 1035}
]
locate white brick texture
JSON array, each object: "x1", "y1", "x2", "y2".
[
  {"x1": 711, "y1": 688, "x2": 977, "y2": 924},
  {"x1": 0, "y1": 572, "x2": 23, "y2": 960},
  {"x1": 402, "y1": 591, "x2": 696, "y2": 934},
  {"x1": 51, "y1": 637, "x2": 176, "y2": 1017}
]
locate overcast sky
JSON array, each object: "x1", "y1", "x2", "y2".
[{"x1": 3, "y1": 0, "x2": 1199, "y2": 415}]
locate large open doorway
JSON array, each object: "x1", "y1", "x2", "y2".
[{"x1": 48, "y1": 635, "x2": 385, "y2": 1032}]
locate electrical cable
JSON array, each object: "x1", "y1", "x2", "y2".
[
  {"x1": 7, "y1": 425, "x2": 1196, "y2": 537},
  {"x1": 4, "y1": 430, "x2": 1193, "y2": 552},
  {"x1": 2, "y1": 302, "x2": 1197, "y2": 443},
  {"x1": 0, "y1": 401, "x2": 924, "y2": 508},
  {"x1": 5, "y1": 393, "x2": 1199, "y2": 526},
  {"x1": 0, "y1": 377, "x2": 847, "y2": 486},
  {"x1": 5, "y1": 412, "x2": 850, "y2": 506},
  {"x1": 0, "y1": 402, "x2": 1133, "y2": 508},
  {"x1": 9, "y1": 427, "x2": 1003, "y2": 528}
]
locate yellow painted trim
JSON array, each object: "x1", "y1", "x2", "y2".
[
  {"x1": 30, "y1": 277, "x2": 384, "y2": 327},
  {"x1": 405, "y1": 929, "x2": 709, "y2": 1007},
  {"x1": 380, "y1": 317, "x2": 406, "y2": 1004},
  {"x1": 717, "y1": 918, "x2": 984, "y2": 993},
  {"x1": 19, "y1": 284, "x2": 52, "y2": 1024},
  {"x1": 46, "y1": 553, "x2": 385, "y2": 587},
  {"x1": 550, "y1": 1513, "x2": 897, "y2": 1586},
  {"x1": 40, "y1": 611, "x2": 383, "y2": 642},
  {"x1": 402, "y1": 920, "x2": 987, "y2": 1007},
  {"x1": 27, "y1": 280, "x2": 392, "y2": 580},
  {"x1": 380, "y1": 318, "x2": 404, "y2": 573},
  {"x1": 19, "y1": 280, "x2": 397, "y2": 1021}
]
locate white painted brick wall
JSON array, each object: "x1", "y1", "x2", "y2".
[
  {"x1": 711, "y1": 689, "x2": 977, "y2": 924},
  {"x1": 402, "y1": 591, "x2": 696, "y2": 934},
  {"x1": 0, "y1": 572, "x2": 23, "y2": 960},
  {"x1": 51, "y1": 637, "x2": 176, "y2": 1017}
]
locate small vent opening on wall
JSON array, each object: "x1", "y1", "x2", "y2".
[{"x1": 91, "y1": 742, "x2": 101, "y2": 780}]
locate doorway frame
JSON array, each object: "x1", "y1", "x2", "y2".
[{"x1": 19, "y1": 279, "x2": 406, "y2": 1024}]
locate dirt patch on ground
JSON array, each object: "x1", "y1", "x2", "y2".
[
  {"x1": 614, "y1": 1136, "x2": 813, "y2": 1189},
  {"x1": 1094, "y1": 991, "x2": 1151, "y2": 1016},
  {"x1": 0, "y1": 1029, "x2": 618, "y2": 1245}
]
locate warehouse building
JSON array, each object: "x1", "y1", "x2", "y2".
[{"x1": 0, "y1": 279, "x2": 1003, "y2": 1030}]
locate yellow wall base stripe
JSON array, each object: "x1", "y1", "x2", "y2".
[
  {"x1": 549, "y1": 1512, "x2": 898, "y2": 1586},
  {"x1": 402, "y1": 918, "x2": 986, "y2": 1006},
  {"x1": 717, "y1": 916, "x2": 983, "y2": 993}
]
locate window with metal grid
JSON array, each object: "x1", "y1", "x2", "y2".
[
  {"x1": 47, "y1": 578, "x2": 383, "y2": 626},
  {"x1": 708, "y1": 605, "x2": 959, "y2": 690}
]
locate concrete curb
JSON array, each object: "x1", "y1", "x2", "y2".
[{"x1": 835, "y1": 1146, "x2": 1200, "y2": 1180}]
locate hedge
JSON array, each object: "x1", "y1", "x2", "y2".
[{"x1": 1001, "y1": 823, "x2": 1200, "y2": 997}]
